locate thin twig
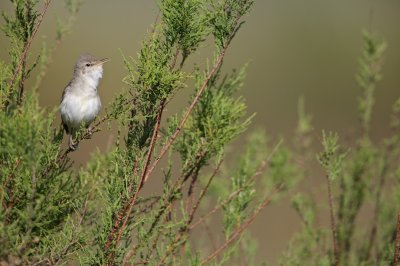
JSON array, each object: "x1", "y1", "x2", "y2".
[
  {"x1": 188, "y1": 160, "x2": 223, "y2": 225},
  {"x1": 189, "y1": 189, "x2": 240, "y2": 230},
  {"x1": 138, "y1": 151, "x2": 208, "y2": 263},
  {"x1": 326, "y1": 175, "x2": 339, "y2": 266},
  {"x1": 138, "y1": 99, "x2": 166, "y2": 188},
  {"x1": 200, "y1": 184, "x2": 284, "y2": 265},
  {"x1": 39, "y1": 92, "x2": 138, "y2": 186}
]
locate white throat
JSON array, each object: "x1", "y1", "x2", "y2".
[{"x1": 84, "y1": 67, "x2": 103, "y2": 89}]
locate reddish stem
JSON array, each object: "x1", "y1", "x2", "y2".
[
  {"x1": 9, "y1": 0, "x2": 52, "y2": 97},
  {"x1": 105, "y1": 100, "x2": 165, "y2": 264}
]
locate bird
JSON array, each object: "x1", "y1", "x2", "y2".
[{"x1": 60, "y1": 53, "x2": 109, "y2": 150}]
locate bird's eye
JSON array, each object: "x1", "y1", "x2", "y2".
[{"x1": 85, "y1": 63, "x2": 91, "y2": 67}]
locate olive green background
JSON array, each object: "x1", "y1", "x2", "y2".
[{"x1": 1, "y1": 0, "x2": 399, "y2": 264}]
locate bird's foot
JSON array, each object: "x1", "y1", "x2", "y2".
[
  {"x1": 69, "y1": 142, "x2": 79, "y2": 151},
  {"x1": 86, "y1": 126, "x2": 94, "y2": 139},
  {"x1": 68, "y1": 135, "x2": 79, "y2": 151}
]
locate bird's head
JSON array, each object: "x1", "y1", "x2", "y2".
[{"x1": 74, "y1": 53, "x2": 109, "y2": 82}]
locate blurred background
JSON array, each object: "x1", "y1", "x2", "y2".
[{"x1": 1, "y1": 0, "x2": 400, "y2": 264}]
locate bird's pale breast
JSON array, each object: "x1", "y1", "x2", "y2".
[{"x1": 60, "y1": 91, "x2": 101, "y2": 131}]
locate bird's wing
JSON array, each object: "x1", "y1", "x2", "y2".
[
  {"x1": 61, "y1": 82, "x2": 72, "y2": 134},
  {"x1": 61, "y1": 81, "x2": 71, "y2": 104}
]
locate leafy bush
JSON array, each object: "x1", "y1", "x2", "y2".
[{"x1": 0, "y1": 0, "x2": 399, "y2": 265}]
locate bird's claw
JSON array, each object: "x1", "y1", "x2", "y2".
[
  {"x1": 86, "y1": 127, "x2": 93, "y2": 139},
  {"x1": 69, "y1": 143, "x2": 78, "y2": 151},
  {"x1": 68, "y1": 135, "x2": 79, "y2": 151}
]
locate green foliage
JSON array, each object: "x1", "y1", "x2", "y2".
[
  {"x1": 0, "y1": 93, "x2": 83, "y2": 263},
  {"x1": 317, "y1": 131, "x2": 347, "y2": 181},
  {"x1": 208, "y1": 0, "x2": 254, "y2": 51},
  {"x1": 2, "y1": 0, "x2": 38, "y2": 45},
  {"x1": 160, "y1": 0, "x2": 208, "y2": 64},
  {"x1": 1, "y1": 1, "x2": 399, "y2": 265},
  {"x1": 172, "y1": 66, "x2": 252, "y2": 174},
  {"x1": 121, "y1": 23, "x2": 188, "y2": 151},
  {"x1": 356, "y1": 30, "x2": 386, "y2": 134}
]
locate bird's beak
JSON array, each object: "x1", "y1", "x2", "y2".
[{"x1": 96, "y1": 58, "x2": 110, "y2": 65}]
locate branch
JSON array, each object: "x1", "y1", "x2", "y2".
[
  {"x1": 326, "y1": 175, "x2": 339, "y2": 266},
  {"x1": 187, "y1": 159, "x2": 223, "y2": 225},
  {"x1": 105, "y1": 100, "x2": 165, "y2": 264}
]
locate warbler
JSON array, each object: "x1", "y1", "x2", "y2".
[{"x1": 60, "y1": 54, "x2": 109, "y2": 150}]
